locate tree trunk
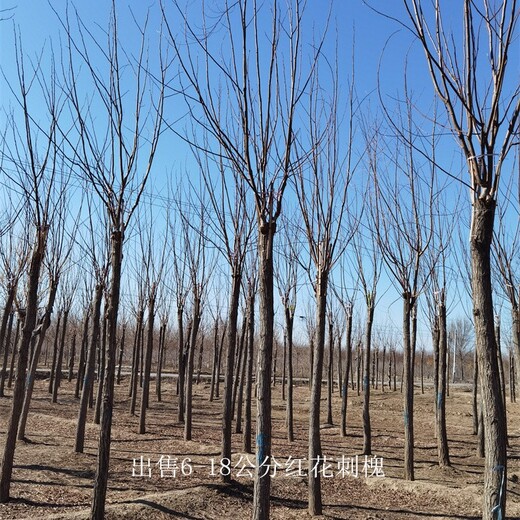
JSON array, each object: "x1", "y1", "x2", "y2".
[
  {"x1": 176, "y1": 307, "x2": 185, "y2": 423},
  {"x1": 308, "y1": 268, "x2": 328, "y2": 516},
  {"x1": 18, "y1": 280, "x2": 58, "y2": 440},
  {"x1": 48, "y1": 313, "x2": 61, "y2": 394},
  {"x1": 470, "y1": 199, "x2": 507, "y2": 519},
  {"x1": 68, "y1": 334, "x2": 77, "y2": 382},
  {"x1": 495, "y1": 319, "x2": 507, "y2": 443},
  {"x1": 209, "y1": 320, "x2": 219, "y2": 402},
  {"x1": 243, "y1": 286, "x2": 255, "y2": 453},
  {"x1": 472, "y1": 348, "x2": 479, "y2": 435},
  {"x1": 52, "y1": 308, "x2": 69, "y2": 403},
  {"x1": 285, "y1": 306, "x2": 295, "y2": 442},
  {"x1": 512, "y1": 306, "x2": 520, "y2": 400},
  {"x1": 117, "y1": 325, "x2": 126, "y2": 386},
  {"x1": 253, "y1": 223, "x2": 276, "y2": 520},
  {"x1": 0, "y1": 286, "x2": 16, "y2": 397},
  {"x1": 403, "y1": 294, "x2": 415, "y2": 481},
  {"x1": 76, "y1": 310, "x2": 90, "y2": 399},
  {"x1": 155, "y1": 322, "x2": 165, "y2": 400},
  {"x1": 7, "y1": 317, "x2": 20, "y2": 389},
  {"x1": 340, "y1": 306, "x2": 353, "y2": 437},
  {"x1": 139, "y1": 292, "x2": 155, "y2": 434},
  {"x1": 130, "y1": 309, "x2": 144, "y2": 415},
  {"x1": 75, "y1": 284, "x2": 104, "y2": 453},
  {"x1": 221, "y1": 271, "x2": 241, "y2": 481},
  {"x1": 184, "y1": 296, "x2": 201, "y2": 441},
  {"x1": 233, "y1": 315, "x2": 247, "y2": 416},
  {"x1": 363, "y1": 299, "x2": 375, "y2": 455},
  {"x1": 0, "y1": 226, "x2": 47, "y2": 503},
  {"x1": 94, "y1": 314, "x2": 107, "y2": 423},
  {"x1": 90, "y1": 229, "x2": 123, "y2": 520},
  {"x1": 436, "y1": 292, "x2": 450, "y2": 466},
  {"x1": 326, "y1": 315, "x2": 334, "y2": 426}
]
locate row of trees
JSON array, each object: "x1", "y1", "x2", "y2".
[{"x1": 0, "y1": 1, "x2": 518, "y2": 519}]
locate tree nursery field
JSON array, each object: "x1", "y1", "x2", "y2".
[{"x1": 0, "y1": 376, "x2": 518, "y2": 520}]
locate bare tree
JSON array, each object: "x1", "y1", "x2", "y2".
[
  {"x1": 57, "y1": 3, "x2": 167, "y2": 516},
  {"x1": 294, "y1": 55, "x2": 356, "y2": 515},
  {"x1": 0, "y1": 30, "x2": 65, "y2": 500},
  {"x1": 399, "y1": 2, "x2": 519, "y2": 516},
  {"x1": 162, "y1": 1, "x2": 325, "y2": 516},
  {"x1": 372, "y1": 99, "x2": 434, "y2": 481}
]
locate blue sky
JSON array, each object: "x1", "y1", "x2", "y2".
[{"x1": 0, "y1": 1, "x2": 518, "y2": 350}]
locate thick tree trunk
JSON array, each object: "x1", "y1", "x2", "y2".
[
  {"x1": 0, "y1": 226, "x2": 47, "y2": 503},
  {"x1": 90, "y1": 229, "x2": 123, "y2": 520},
  {"x1": 308, "y1": 268, "x2": 328, "y2": 516},
  {"x1": 75, "y1": 284, "x2": 104, "y2": 453},
  {"x1": 340, "y1": 306, "x2": 353, "y2": 437},
  {"x1": 253, "y1": 223, "x2": 276, "y2": 520},
  {"x1": 221, "y1": 271, "x2": 241, "y2": 481},
  {"x1": 363, "y1": 299, "x2": 375, "y2": 455},
  {"x1": 470, "y1": 199, "x2": 507, "y2": 520}
]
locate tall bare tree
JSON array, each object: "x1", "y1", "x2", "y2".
[
  {"x1": 0, "y1": 30, "x2": 65, "y2": 500},
  {"x1": 399, "y1": 2, "x2": 519, "y2": 516},
  {"x1": 294, "y1": 56, "x2": 356, "y2": 514},
  {"x1": 372, "y1": 99, "x2": 434, "y2": 481},
  {"x1": 162, "y1": 1, "x2": 325, "y2": 516},
  {"x1": 58, "y1": 3, "x2": 167, "y2": 516}
]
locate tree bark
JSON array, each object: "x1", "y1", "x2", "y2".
[
  {"x1": 340, "y1": 306, "x2": 353, "y2": 437},
  {"x1": 52, "y1": 308, "x2": 69, "y2": 403},
  {"x1": 436, "y1": 292, "x2": 450, "y2": 466},
  {"x1": 363, "y1": 299, "x2": 375, "y2": 455},
  {"x1": 139, "y1": 292, "x2": 155, "y2": 434},
  {"x1": 221, "y1": 271, "x2": 241, "y2": 480},
  {"x1": 308, "y1": 268, "x2": 328, "y2": 516},
  {"x1": 285, "y1": 306, "x2": 295, "y2": 442},
  {"x1": 253, "y1": 223, "x2": 276, "y2": 520},
  {"x1": 184, "y1": 295, "x2": 201, "y2": 441},
  {"x1": 403, "y1": 294, "x2": 415, "y2": 481},
  {"x1": 90, "y1": 229, "x2": 123, "y2": 520},
  {"x1": 470, "y1": 199, "x2": 507, "y2": 519}
]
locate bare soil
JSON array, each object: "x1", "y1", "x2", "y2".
[{"x1": 0, "y1": 377, "x2": 519, "y2": 519}]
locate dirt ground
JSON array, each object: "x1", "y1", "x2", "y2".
[{"x1": 0, "y1": 376, "x2": 519, "y2": 519}]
